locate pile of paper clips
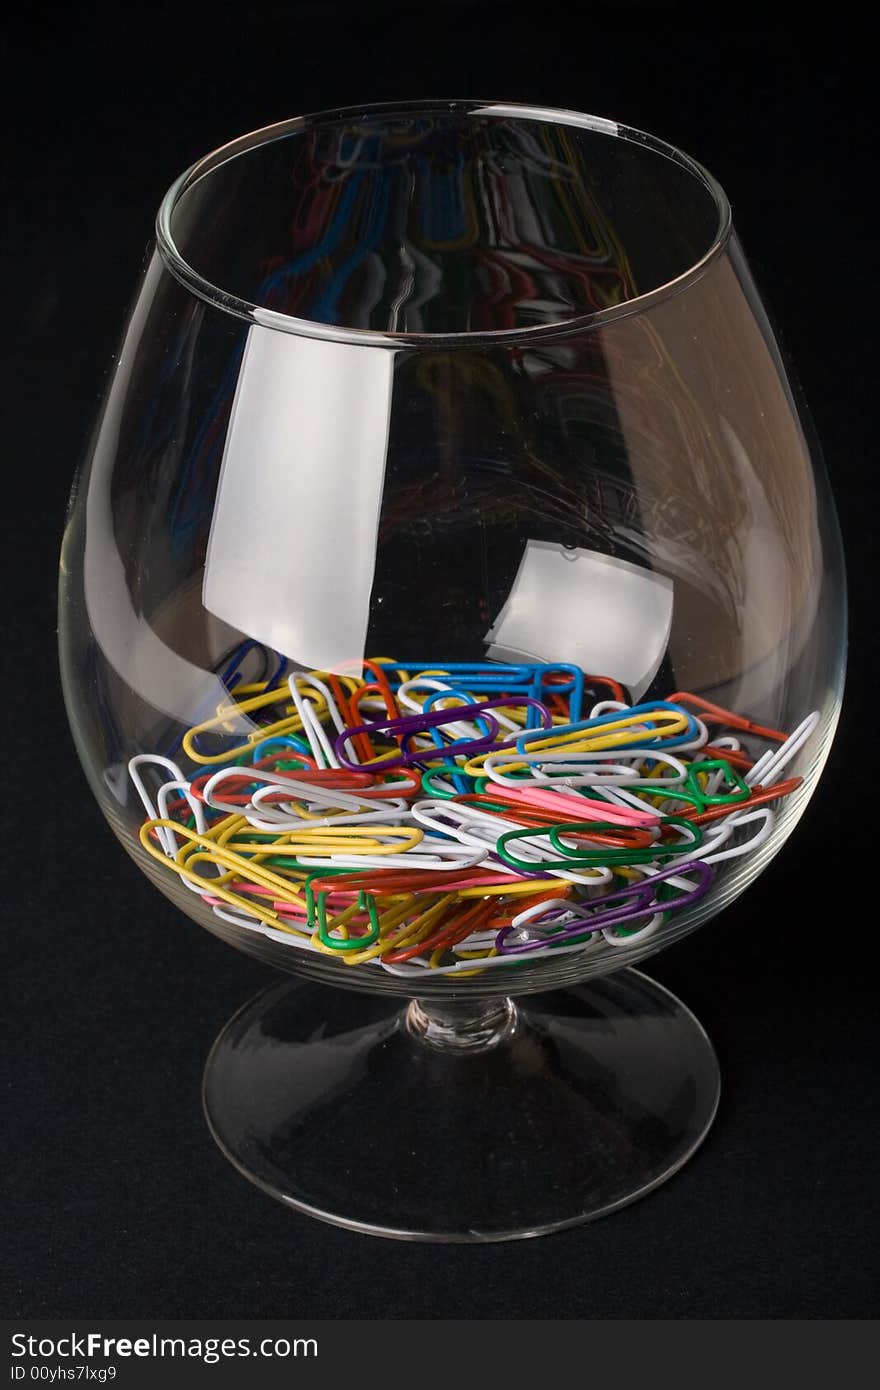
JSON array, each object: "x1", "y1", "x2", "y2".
[{"x1": 130, "y1": 651, "x2": 819, "y2": 979}]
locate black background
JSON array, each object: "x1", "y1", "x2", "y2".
[{"x1": 2, "y1": 3, "x2": 878, "y2": 1319}]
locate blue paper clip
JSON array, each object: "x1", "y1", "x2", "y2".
[
  {"x1": 376, "y1": 660, "x2": 534, "y2": 687},
  {"x1": 249, "y1": 733, "x2": 312, "y2": 762},
  {"x1": 218, "y1": 640, "x2": 287, "y2": 692},
  {"x1": 182, "y1": 641, "x2": 289, "y2": 760},
  {"x1": 530, "y1": 663, "x2": 585, "y2": 724},
  {"x1": 422, "y1": 688, "x2": 497, "y2": 793},
  {"x1": 375, "y1": 660, "x2": 584, "y2": 725}
]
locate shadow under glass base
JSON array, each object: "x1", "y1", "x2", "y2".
[{"x1": 202, "y1": 968, "x2": 720, "y2": 1242}]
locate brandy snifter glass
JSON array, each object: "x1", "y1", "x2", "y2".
[{"x1": 59, "y1": 101, "x2": 845, "y2": 1240}]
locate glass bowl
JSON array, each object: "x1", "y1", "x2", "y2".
[{"x1": 59, "y1": 100, "x2": 846, "y2": 1240}]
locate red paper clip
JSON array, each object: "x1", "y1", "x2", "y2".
[{"x1": 666, "y1": 692, "x2": 788, "y2": 744}]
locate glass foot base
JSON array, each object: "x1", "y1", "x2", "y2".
[{"x1": 203, "y1": 969, "x2": 720, "y2": 1242}]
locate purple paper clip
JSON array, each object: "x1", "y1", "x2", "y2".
[
  {"x1": 334, "y1": 696, "x2": 553, "y2": 772},
  {"x1": 495, "y1": 858, "x2": 714, "y2": 953}
]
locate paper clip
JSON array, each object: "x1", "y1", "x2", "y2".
[
  {"x1": 495, "y1": 816, "x2": 701, "y2": 871},
  {"x1": 495, "y1": 859, "x2": 714, "y2": 953},
  {"x1": 421, "y1": 687, "x2": 502, "y2": 794},
  {"x1": 182, "y1": 682, "x2": 312, "y2": 765},
  {"x1": 514, "y1": 701, "x2": 698, "y2": 757},
  {"x1": 410, "y1": 798, "x2": 614, "y2": 889},
  {"x1": 163, "y1": 641, "x2": 287, "y2": 758},
  {"x1": 333, "y1": 895, "x2": 453, "y2": 968},
  {"x1": 479, "y1": 746, "x2": 689, "y2": 798},
  {"x1": 398, "y1": 677, "x2": 521, "y2": 737},
  {"x1": 334, "y1": 696, "x2": 553, "y2": 771},
  {"x1": 346, "y1": 666, "x2": 403, "y2": 733},
  {"x1": 219, "y1": 639, "x2": 287, "y2": 693},
  {"x1": 374, "y1": 660, "x2": 586, "y2": 724},
  {"x1": 419, "y1": 767, "x2": 464, "y2": 799},
  {"x1": 196, "y1": 766, "x2": 409, "y2": 822},
  {"x1": 746, "y1": 712, "x2": 820, "y2": 787},
  {"x1": 287, "y1": 673, "x2": 350, "y2": 769},
  {"x1": 648, "y1": 758, "x2": 751, "y2": 814},
  {"x1": 137, "y1": 819, "x2": 310, "y2": 928},
  {"x1": 687, "y1": 806, "x2": 777, "y2": 866},
  {"x1": 666, "y1": 692, "x2": 789, "y2": 745},
  {"x1": 686, "y1": 776, "x2": 801, "y2": 825},
  {"x1": 449, "y1": 793, "x2": 659, "y2": 847},
  {"x1": 316, "y1": 891, "x2": 381, "y2": 951},
  {"x1": 385, "y1": 897, "x2": 498, "y2": 966},
  {"x1": 478, "y1": 779, "x2": 662, "y2": 828},
  {"x1": 129, "y1": 754, "x2": 197, "y2": 856}
]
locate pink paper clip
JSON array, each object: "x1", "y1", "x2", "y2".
[{"x1": 487, "y1": 780, "x2": 661, "y2": 827}]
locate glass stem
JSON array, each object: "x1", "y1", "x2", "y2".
[{"x1": 405, "y1": 996, "x2": 518, "y2": 1053}]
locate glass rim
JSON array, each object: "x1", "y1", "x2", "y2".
[{"x1": 155, "y1": 98, "x2": 734, "y2": 348}]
